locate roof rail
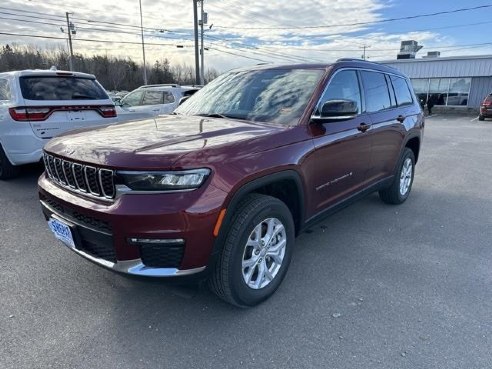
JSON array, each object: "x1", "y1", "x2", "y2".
[
  {"x1": 138, "y1": 84, "x2": 181, "y2": 89},
  {"x1": 336, "y1": 58, "x2": 366, "y2": 62}
]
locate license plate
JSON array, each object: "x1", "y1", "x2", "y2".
[
  {"x1": 48, "y1": 218, "x2": 75, "y2": 248},
  {"x1": 67, "y1": 110, "x2": 86, "y2": 121}
]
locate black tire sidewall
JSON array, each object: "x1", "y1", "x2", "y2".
[
  {"x1": 396, "y1": 148, "x2": 415, "y2": 202},
  {"x1": 227, "y1": 199, "x2": 295, "y2": 307}
]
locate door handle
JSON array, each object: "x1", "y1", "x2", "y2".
[
  {"x1": 396, "y1": 115, "x2": 405, "y2": 123},
  {"x1": 357, "y1": 123, "x2": 371, "y2": 132}
]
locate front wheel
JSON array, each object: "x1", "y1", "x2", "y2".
[
  {"x1": 209, "y1": 194, "x2": 295, "y2": 307},
  {"x1": 479, "y1": 115, "x2": 485, "y2": 121},
  {"x1": 379, "y1": 148, "x2": 415, "y2": 205}
]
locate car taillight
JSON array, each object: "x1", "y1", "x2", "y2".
[
  {"x1": 99, "y1": 106, "x2": 117, "y2": 118},
  {"x1": 9, "y1": 107, "x2": 52, "y2": 121}
]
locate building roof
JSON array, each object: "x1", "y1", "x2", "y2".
[{"x1": 380, "y1": 55, "x2": 492, "y2": 79}]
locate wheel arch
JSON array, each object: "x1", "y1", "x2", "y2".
[
  {"x1": 404, "y1": 136, "x2": 420, "y2": 164},
  {"x1": 211, "y1": 170, "x2": 305, "y2": 257}
]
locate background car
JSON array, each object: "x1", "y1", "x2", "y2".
[
  {"x1": 479, "y1": 93, "x2": 492, "y2": 121},
  {"x1": 0, "y1": 69, "x2": 118, "y2": 179},
  {"x1": 115, "y1": 84, "x2": 200, "y2": 120}
]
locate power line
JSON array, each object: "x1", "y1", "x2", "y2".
[
  {"x1": 0, "y1": 30, "x2": 186, "y2": 47},
  {"x1": 213, "y1": 4, "x2": 492, "y2": 30}
]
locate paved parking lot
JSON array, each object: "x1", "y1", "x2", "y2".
[{"x1": 1, "y1": 115, "x2": 491, "y2": 369}]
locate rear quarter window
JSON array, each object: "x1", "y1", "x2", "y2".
[
  {"x1": 391, "y1": 75, "x2": 413, "y2": 106},
  {"x1": 0, "y1": 79, "x2": 11, "y2": 101},
  {"x1": 19, "y1": 76, "x2": 108, "y2": 101}
]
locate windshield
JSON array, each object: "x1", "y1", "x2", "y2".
[{"x1": 175, "y1": 68, "x2": 324, "y2": 125}]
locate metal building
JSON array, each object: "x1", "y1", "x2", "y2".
[{"x1": 381, "y1": 55, "x2": 492, "y2": 110}]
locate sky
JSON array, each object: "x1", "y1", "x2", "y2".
[{"x1": 1, "y1": 0, "x2": 492, "y2": 73}]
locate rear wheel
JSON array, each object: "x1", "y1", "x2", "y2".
[
  {"x1": 209, "y1": 194, "x2": 295, "y2": 307},
  {"x1": 0, "y1": 145, "x2": 20, "y2": 180},
  {"x1": 379, "y1": 148, "x2": 415, "y2": 205}
]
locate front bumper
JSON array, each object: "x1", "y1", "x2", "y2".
[{"x1": 39, "y1": 173, "x2": 227, "y2": 276}]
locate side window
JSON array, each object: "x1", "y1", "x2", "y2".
[
  {"x1": 142, "y1": 91, "x2": 163, "y2": 105},
  {"x1": 121, "y1": 90, "x2": 144, "y2": 106},
  {"x1": 163, "y1": 91, "x2": 175, "y2": 104},
  {"x1": 315, "y1": 70, "x2": 361, "y2": 115},
  {"x1": 0, "y1": 79, "x2": 11, "y2": 101},
  {"x1": 390, "y1": 76, "x2": 413, "y2": 106},
  {"x1": 360, "y1": 71, "x2": 391, "y2": 112}
]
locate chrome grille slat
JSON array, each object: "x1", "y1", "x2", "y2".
[
  {"x1": 42, "y1": 153, "x2": 115, "y2": 200},
  {"x1": 62, "y1": 161, "x2": 76, "y2": 188},
  {"x1": 84, "y1": 166, "x2": 101, "y2": 196},
  {"x1": 54, "y1": 158, "x2": 66, "y2": 184}
]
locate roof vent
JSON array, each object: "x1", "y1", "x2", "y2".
[
  {"x1": 397, "y1": 40, "x2": 423, "y2": 59},
  {"x1": 50, "y1": 66, "x2": 57, "y2": 71},
  {"x1": 422, "y1": 51, "x2": 441, "y2": 59}
]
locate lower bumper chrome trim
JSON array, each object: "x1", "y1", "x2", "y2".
[{"x1": 61, "y1": 237, "x2": 206, "y2": 277}]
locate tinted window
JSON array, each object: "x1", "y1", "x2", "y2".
[
  {"x1": 361, "y1": 71, "x2": 391, "y2": 112},
  {"x1": 121, "y1": 90, "x2": 144, "y2": 106},
  {"x1": 316, "y1": 70, "x2": 361, "y2": 115},
  {"x1": 142, "y1": 91, "x2": 163, "y2": 105},
  {"x1": 19, "y1": 76, "x2": 107, "y2": 100},
  {"x1": 0, "y1": 79, "x2": 11, "y2": 101},
  {"x1": 163, "y1": 91, "x2": 175, "y2": 104},
  {"x1": 391, "y1": 76, "x2": 413, "y2": 106}
]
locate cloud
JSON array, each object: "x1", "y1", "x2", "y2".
[{"x1": 0, "y1": 0, "x2": 481, "y2": 74}]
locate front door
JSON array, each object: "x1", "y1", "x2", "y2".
[{"x1": 303, "y1": 69, "x2": 373, "y2": 218}]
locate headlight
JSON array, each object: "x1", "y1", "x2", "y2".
[{"x1": 117, "y1": 169, "x2": 210, "y2": 191}]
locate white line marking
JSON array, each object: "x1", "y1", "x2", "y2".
[{"x1": 470, "y1": 117, "x2": 478, "y2": 122}]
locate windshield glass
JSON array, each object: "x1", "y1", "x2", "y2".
[{"x1": 175, "y1": 68, "x2": 324, "y2": 125}]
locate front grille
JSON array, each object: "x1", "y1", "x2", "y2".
[
  {"x1": 140, "y1": 244, "x2": 184, "y2": 268},
  {"x1": 43, "y1": 153, "x2": 115, "y2": 199}
]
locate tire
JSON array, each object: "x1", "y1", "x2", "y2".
[
  {"x1": 479, "y1": 115, "x2": 485, "y2": 121},
  {"x1": 379, "y1": 148, "x2": 415, "y2": 205},
  {"x1": 209, "y1": 193, "x2": 295, "y2": 307},
  {"x1": 0, "y1": 145, "x2": 20, "y2": 180}
]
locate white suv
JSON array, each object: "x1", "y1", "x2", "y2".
[
  {"x1": 0, "y1": 69, "x2": 117, "y2": 179},
  {"x1": 116, "y1": 84, "x2": 200, "y2": 119}
]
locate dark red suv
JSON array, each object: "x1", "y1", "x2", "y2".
[
  {"x1": 479, "y1": 93, "x2": 492, "y2": 121},
  {"x1": 39, "y1": 60, "x2": 424, "y2": 307}
]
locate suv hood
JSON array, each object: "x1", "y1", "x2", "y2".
[{"x1": 44, "y1": 114, "x2": 286, "y2": 169}]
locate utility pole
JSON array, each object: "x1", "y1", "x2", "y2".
[
  {"x1": 193, "y1": 0, "x2": 200, "y2": 85},
  {"x1": 360, "y1": 45, "x2": 370, "y2": 60},
  {"x1": 200, "y1": 0, "x2": 205, "y2": 85},
  {"x1": 139, "y1": 0, "x2": 147, "y2": 84},
  {"x1": 65, "y1": 12, "x2": 74, "y2": 71}
]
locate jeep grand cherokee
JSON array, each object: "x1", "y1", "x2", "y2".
[{"x1": 39, "y1": 60, "x2": 424, "y2": 307}]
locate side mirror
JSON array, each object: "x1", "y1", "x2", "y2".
[
  {"x1": 311, "y1": 99, "x2": 359, "y2": 122},
  {"x1": 178, "y1": 96, "x2": 191, "y2": 106}
]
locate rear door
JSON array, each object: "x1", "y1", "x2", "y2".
[
  {"x1": 158, "y1": 91, "x2": 178, "y2": 115},
  {"x1": 18, "y1": 74, "x2": 116, "y2": 139},
  {"x1": 360, "y1": 71, "x2": 411, "y2": 183}
]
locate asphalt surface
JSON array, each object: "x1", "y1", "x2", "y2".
[{"x1": 1, "y1": 115, "x2": 491, "y2": 369}]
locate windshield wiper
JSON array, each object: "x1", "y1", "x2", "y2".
[
  {"x1": 71, "y1": 94, "x2": 96, "y2": 100},
  {"x1": 195, "y1": 113, "x2": 247, "y2": 120}
]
